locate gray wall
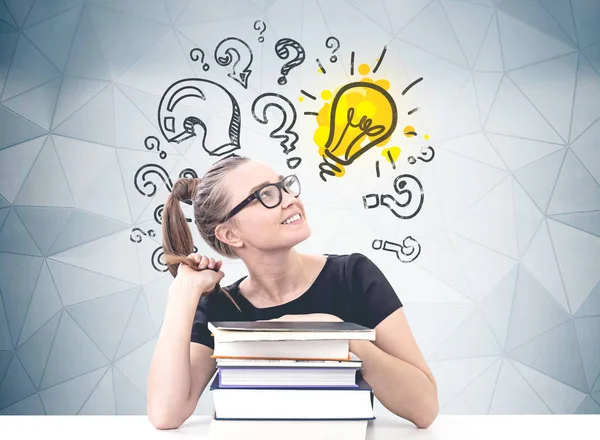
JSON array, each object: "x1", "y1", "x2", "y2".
[{"x1": 0, "y1": 0, "x2": 599, "y2": 415}]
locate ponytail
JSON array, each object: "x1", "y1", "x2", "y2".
[{"x1": 161, "y1": 177, "x2": 242, "y2": 312}]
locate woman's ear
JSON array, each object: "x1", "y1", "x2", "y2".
[{"x1": 215, "y1": 223, "x2": 243, "y2": 249}]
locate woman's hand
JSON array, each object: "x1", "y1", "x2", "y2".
[
  {"x1": 257, "y1": 313, "x2": 344, "y2": 322},
  {"x1": 172, "y1": 253, "x2": 224, "y2": 298}
]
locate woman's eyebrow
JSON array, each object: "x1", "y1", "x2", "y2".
[{"x1": 248, "y1": 175, "x2": 284, "y2": 193}]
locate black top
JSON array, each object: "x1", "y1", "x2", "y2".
[{"x1": 190, "y1": 253, "x2": 403, "y2": 349}]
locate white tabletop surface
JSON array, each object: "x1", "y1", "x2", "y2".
[{"x1": 1, "y1": 414, "x2": 600, "y2": 440}]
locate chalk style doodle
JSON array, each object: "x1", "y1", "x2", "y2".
[
  {"x1": 408, "y1": 145, "x2": 435, "y2": 164},
  {"x1": 189, "y1": 48, "x2": 210, "y2": 71},
  {"x1": 325, "y1": 36, "x2": 340, "y2": 63},
  {"x1": 274, "y1": 38, "x2": 305, "y2": 85},
  {"x1": 372, "y1": 236, "x2": 421, "y2": 263},
  {"x1": 144, "y1": 135, "x2": 166, "y2": 160},
  {"x1": 215, "y1": 37, "x2": 254, "y2": 89},
  {"x1": 129, "y1": 228, "x2": 156, "y2": 243},
  {"x1": 132, "y1": 28, "x2": 433, "y2": 273},
  {"x1": 318, "y1": 81, "x2": 398, "y2": 182},
  {"x1": 134, "y1": 164, "x2": 173, "y2": 198},
  {"x1": 251, "y1": 92, "x2": 302, "y2": 169},
  {"x1": 362, "y1": 174, "x2": 424, "y2": 219},
  {"x1": 146, "y1": 167, "x2": 200, "y2": 226},
  {"x1": 254, "y1": 20, "x2": 266, "y2": 43},
  {"x1": 152, "y1": 244, "x2": 198, "y2": 272},
  {"x1": 158, "y1": 78, "x2": 241, "y2": 157}
]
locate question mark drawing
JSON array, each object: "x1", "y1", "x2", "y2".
[
  {"x1": 130, "y1": 227, "x2": 156, "y2": 243},
  {"x1": 326, "y1": 36, "x2": 340, "y2": 63},
  {"x1": 408, "y1": 145, "x2": 435, "y2": 164},
  {"x1": 372, "y1": 236, "x2": 421, "y2": 263},
  {"x1": 362, "y1": 174, "x2": 424, "y2": 219},
  {"x1": 190, "y1": 48, "x2": 210, "y2": 71},
  {"x1": 214, "y1": 37, "x2": 254, "y2": 89},
  {"x1": 254, "y1": 20, "x2": 266, "y2": 43},
  {"x1": 252, "y1": 93, "x2": 302, "y2": 169},
  {"x1": 274, "y1": 38, "x2": 305, "y2": 86},
  {"x1": 144, "y1": 135, "x2": 166, "y2": 160},
  {"x1": 158, "y1": 78, "x2": 242, "y2": 157}
]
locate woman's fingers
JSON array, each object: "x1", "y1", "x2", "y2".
[
  {"x1": 186, "y1": 253, "x2": 222, "y2": 271},
  {"x1": 199, "y1": 255, "x2": 210, "y2": 269}
]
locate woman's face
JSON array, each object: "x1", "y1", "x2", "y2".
[{"x1": 221, "y1": 161, "x2": 311, "y2": 253}]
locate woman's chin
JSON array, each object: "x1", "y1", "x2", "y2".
[{"x1": 288, "y1": 223, "x2": 312, "y2": 245}]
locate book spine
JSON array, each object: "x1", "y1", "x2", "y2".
[{"x1": 217, "y1": 366, "x2": 360, "y2": 370}]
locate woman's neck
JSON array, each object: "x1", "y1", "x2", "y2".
[{"x1": 240, "y1": 249, "x2": 315, "y2": 307}]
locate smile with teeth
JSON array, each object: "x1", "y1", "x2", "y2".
[{"x1": 281, "y1": 213, "x2": 302, "y2": 225}]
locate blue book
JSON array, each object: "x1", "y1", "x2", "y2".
[{"x1": 210, "y1": 371, "x2": 376, "y2": 421}]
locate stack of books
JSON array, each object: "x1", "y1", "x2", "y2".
[{"x1": 206, "y1": 320, "x2": 376, "y2": 439}]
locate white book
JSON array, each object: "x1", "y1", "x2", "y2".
[
  {"x1": 212, "y1": 339, "x2": 350, "y2": 360},
  {"x1": 217, "y1": 352, "x2": 363, "y2": 387},
  {"x1": 215, "y1": 351, "x2": 362, "y2": 367},
  {"x1": 208, "y1": 418, "x2": 368, "y2": 440},
  {"x1": 209, "y1": 321, "x2": 375, "y2": 361},
  {"x1": 210, "y1": 374, "x2": 375, "y2": 421}
]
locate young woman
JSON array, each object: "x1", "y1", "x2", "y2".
[{"x1": 147, "y1": 156, "x2": 438, "y2": 430}]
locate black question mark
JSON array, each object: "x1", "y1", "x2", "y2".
[
  {"x1": 252, "y1": 93, "x2": 302, "y2": 169},
  {"x1": 274, "y1": 38, "x2": 305, "y2": 86},
  {"x1": 190, "y1": 48, "x2": 210, "y2": 71},
  {"x1": 254, "y1": 20, "x2": 266, "y2": 43},
  {"x1": 215, "y1": 37, "x2": 254, "y2": 89},
  {"x1": 372, "y1": 236, "x2": 421, "y2": 263},
  {"x1": 325, "y1": 36, "x2": 340, "y2": 63},
  {"x1": 144, "y1": 136, "x2": 166, "y2": 160},
  {"x1": 130, "y1": 228, "x2": 156, "y2": 243},
  {"x1": 408, "y1": 146, "x2": 435, "y2": 164},
  {"x1": 362, "y1": 174, "x2": 424, "y2": 219}
]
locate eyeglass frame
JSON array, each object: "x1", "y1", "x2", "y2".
[{"x1": 222, "y1": 174, "x2": 301, "y2": 222}]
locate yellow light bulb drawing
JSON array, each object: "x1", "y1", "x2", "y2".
[{"x1": 315, "y1": 81, "x2": 397, "y2": 181}]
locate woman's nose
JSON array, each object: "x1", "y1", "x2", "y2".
[{"x1": 281, "y1": 190, "x2": 296, "y2": 207}]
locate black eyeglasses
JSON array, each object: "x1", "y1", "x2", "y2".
[{"x1": 223, "y1": 175, "x2": 301, "y2": 221}]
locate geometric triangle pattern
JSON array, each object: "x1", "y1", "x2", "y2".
[
  {"x1": 1, "y1": 0, "x2": 600, "y2": 417},
  {"x1": 17, "y1": 261, "x2": 63, "y2": 346},
  {"x1": 66, "y1": 288, "x2": 139, "y2": 361},
  {"x1": 508, "y1": 320, "x2": 589, "y2": 393},
  {"x1": 78, "y1": 367, "x2": 115, "y2": 415},
  {"x1": 16, "y1": 310, "x2": 61, "y2": 388}
]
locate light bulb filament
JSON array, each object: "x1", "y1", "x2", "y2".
[{"x1": 329, "y1": 107, "x2": 386, "y2": 159}]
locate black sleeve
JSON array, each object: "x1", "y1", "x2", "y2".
[
  {"x1": 347, "y1": 253, "x2": 403, "y2": 329},
  {"x1": 191, "y1": 296, "x2": 214, "y2": 350}
]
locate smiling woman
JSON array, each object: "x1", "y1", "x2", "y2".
[{"x1": 146, "y1": 155, "x2": 438, "y2": 430}]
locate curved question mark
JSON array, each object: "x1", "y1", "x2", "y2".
[
  {"x1": 372, "y1": 236, "x2": 421, "y2": 263},
  {"x1": 274, "y1": 38, "x2": 305, "y2": 86},
  {"x1": 158, "y1": 78, "x2": 242, "y2": 157},
  {"x1": 189, "y1": 48, "x2": 210, "y2": 71},
  {"x1": 325, "y1": 36, "x2": 340, "y2": 63},
  {"x1": 144, "y1": 135, "x2": 166, "y2": 160},
  {"x1": 362, "y1": 174, "x2": 424, "y2": 219},
  {"x1": 408, "y1": 145, "x2": 435, "y2": 164},
  {"x1": 254, "y1": 20, "x2": 266, "y2": 43},
  {"x1": 215, "y1": 37, "x2": 254, "y2": 89},
  {"x1": 251, "y1": 92, "x2": 302, "y2": 169}
]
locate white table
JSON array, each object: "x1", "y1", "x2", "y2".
[{"x1": 1, "y1": 414, "x2": 599, "y2": 439}]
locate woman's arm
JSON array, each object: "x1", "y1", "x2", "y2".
[
  {"x1": 350, "y1": 308, "x2": 438, "y2": 429},
  {"x1": 264, "y1": 311, "x2": 438, "y2": 428},
  {"x1": 147, "y1": 281, "x2": 214, "y2": 429}
]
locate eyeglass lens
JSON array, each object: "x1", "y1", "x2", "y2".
[{"x1": 258, "y1": 176, "x2": 300, "y2": 208}]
